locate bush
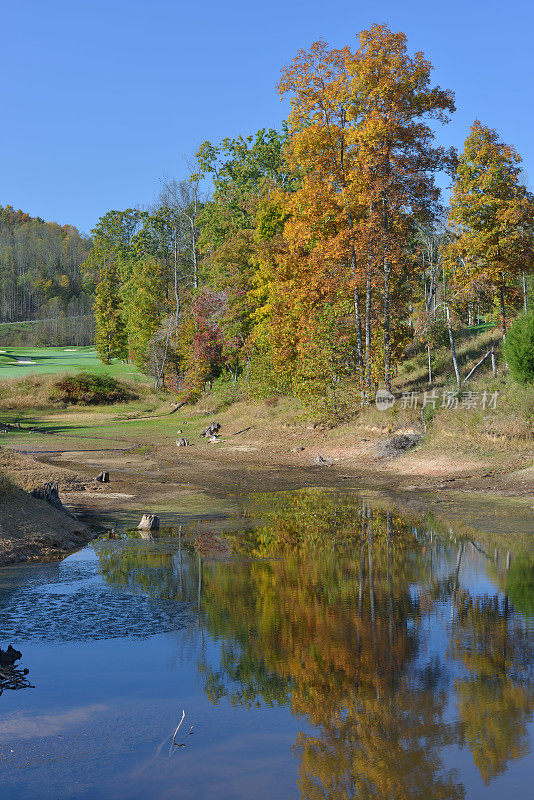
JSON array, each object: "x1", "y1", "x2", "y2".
[
  {"x1": 52, "y1": 372, "x2": 137, "y2": 405},
  {"x1": 504, "y1": 311, "x2": 534, "y2": 384}
]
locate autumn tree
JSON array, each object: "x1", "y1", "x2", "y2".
[
  {"x1": 273, "y1": 26, "x2": 455, "y2": 399},
  {"x1": 345, "y1": 25, "x2": 455, "y2": 390},
  {"x1": 446, "y1": 121, "x2": 534, "y2": 338},
  {"x1": 276, "y1": 40, "x2": 368, "y2": 395}
]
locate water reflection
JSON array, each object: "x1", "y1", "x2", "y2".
[{"x1": 95, "y1": 489, "x2": 534, "y2": 798}]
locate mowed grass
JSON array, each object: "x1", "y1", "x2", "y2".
[{"x1": 0, "y1": 346, "x2": 148, "y2": 382}]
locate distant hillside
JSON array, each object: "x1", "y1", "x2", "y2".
[{"x1": 0, "y1": 205, "x2": 94, "y2": 344}]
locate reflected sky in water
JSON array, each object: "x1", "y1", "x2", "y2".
[{"x1": 0, "y1": 488, "x2": 533, "y2": 800}]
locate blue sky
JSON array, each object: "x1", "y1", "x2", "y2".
[{"x1": 1, "y1": 0, "x2": 533, "y2": 234}]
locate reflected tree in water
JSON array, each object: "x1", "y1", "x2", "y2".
[
  {"x1": 451, "y1": 590, "x2": 534, "y2": 784},
  {"x1": 95, "y1": 489, "x2": 534, "y2": 798}
]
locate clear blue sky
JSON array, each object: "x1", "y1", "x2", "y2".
[{"x1": 1, "y1": 0, "x2": 533, "y2": 234}]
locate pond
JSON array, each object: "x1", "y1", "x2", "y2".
[{"x1": 1, "y1": 488, "x2": 533, "y2": 799}]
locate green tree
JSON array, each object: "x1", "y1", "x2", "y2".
[
  {"x1": 93, "y1": 261, "x2": 127, "y2": 362},
  {"x1": 85, "y1": 209, "x2": 142, "y2": 363},
  {"x1": 195, "y1": 128, "x2": 292, "y2": 373},
  {"x1": 503, "y1": 310, "x2": 534, "y2": 383},
  {"x1": 122, "y1": 256, "x2": 168, "y2": 369}
]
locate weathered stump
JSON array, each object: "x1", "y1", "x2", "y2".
[
  {"x1": 96, "y1": 471, "x2": 110, "y2": 483},
  {"x1": 0, "y1": 645, "x2": 22, "y2": 668},
  {"x1": 137, "y1": 514, "x2": 160, "y2": 531},
  {"x1": 31, "y1": 482, "x2": 72, "y2": 514},
  {"x1": 176, "y1": 438, "x2": 190, "y2": 447},
  {"x1": 312, "y1": 454, "x2": 333, "y2": 467},
  {"x1": 201, "y1": 422, "x2": 221, "y2": 437}
]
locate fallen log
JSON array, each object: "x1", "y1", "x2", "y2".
[{"x1": 463, "y1": 349, "x2": 495, "y2": 385}]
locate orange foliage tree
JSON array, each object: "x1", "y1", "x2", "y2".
[{"x1": 269, "y1": 25, "x2": 455, "y2": 398}]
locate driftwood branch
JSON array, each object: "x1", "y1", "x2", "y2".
[
  {"x1": 169, "y1": 402, "x2": 187, "y2": 415},
  {"x1": 172, "y1": 709, "x2": 186, "y2": 745},
  {"x1": 463, "y1": 349, "x2": 494, "y2": 385},
  {"x1": 232, "y1": 426, "x2": 253, "y2": 436}
]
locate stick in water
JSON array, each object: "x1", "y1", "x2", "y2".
[{"x1": 172, "y1": 709, "x2": 185, "y2": 746}]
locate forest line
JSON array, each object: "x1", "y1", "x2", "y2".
[
  {"x1": 83, "y1": 24, "x2": 534, "y2": 406},
  {"x1": 0, "y1": 205, "x2": 93, "y2": 345}
]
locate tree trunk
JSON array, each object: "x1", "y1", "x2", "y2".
[
  {"x1": 383, "y1": 261, "x2": 391, "y2": 391},
  {"x1": 499, "y1": 278, "x2": 507, "y2": 340},
  {"x1": 353, "y1": 288, "x2": 364, "y2": 384},
  {"x1": 427, "y1": 343, "x2": 432, "y2": 384},
  {"x1": 365, "y1": 277, "x2": 372, "y2": 397},
  {"x1": 446, "y1": 306, "x2": 461, "y2": 388},
  {"x1": 523, "y1": 271, "x2": 528, "y2": 313},
  {"x1": 31, "y1": 482, "x2": 74, "y2": 517},
  {"x1": 137, "y1": 514, "x2": 160, "y2": 531}
]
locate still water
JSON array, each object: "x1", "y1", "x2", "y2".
[{"x1": 1, "y1": 488, "x2": 533, "y2": 799}]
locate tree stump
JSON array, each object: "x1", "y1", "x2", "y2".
[
  {"x1": 31, "y1": 482, "x2": 73, "y2": 514},
  {"x1": 312, "y1": 454, "x2": 333, "y2": 467},
  {"x1": 96, "y1": 471, "x2": 110, "y2": 483},
  {"x1": 176, "y1": 438, "x2": 190, "y2": 447},
  {"x1": 0, "y1": 645, "x2": 22, "y2": 668},
  {"x1": 201, "y1": 422, "x2": 221, "y2": 437},
  {"x1": 137, "y1": 514, "x2": 160, "y2": 531}
]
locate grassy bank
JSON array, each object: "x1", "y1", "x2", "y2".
[
  {"x1": 0, "y1": 325, "x2": 531, "y2": 503},
  {"x1": 0, "y1": 368, "x2": 531, "y2": 494}
]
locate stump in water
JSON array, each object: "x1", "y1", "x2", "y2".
[
  {"x1": 0, "y1": 645, "x2": 22, "y2": 668},
  {"x1": 31, "y1": 482, "x2": 73, "y2": 515},
  {"x1": 137, "y1": 514, "x2": 160, "y2": 531},
  {"x1": 96, "y1": 471, "x2": 110, "y2": 483}
]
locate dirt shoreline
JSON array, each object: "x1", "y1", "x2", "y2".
[
  {"x1": 0, "y1": 487, "x2": 95, "y2": 566},
  {"x1": 1, "y1": 407, "x2": 532, "y2": 565}
]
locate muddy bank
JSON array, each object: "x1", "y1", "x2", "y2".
[
  {"x1": 0, "y1": 398, "x2": 532, "y2": 566},
  {"x1": 0, "y1": 487, "x2": 95, "y2": 566},
  {"x1": 21, "y1": 436, "x2": 534, "y2": 546}
]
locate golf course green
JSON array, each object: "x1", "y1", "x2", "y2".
[{"x1": 0, "y1": 346, "x2": 147, "y2": 381}]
